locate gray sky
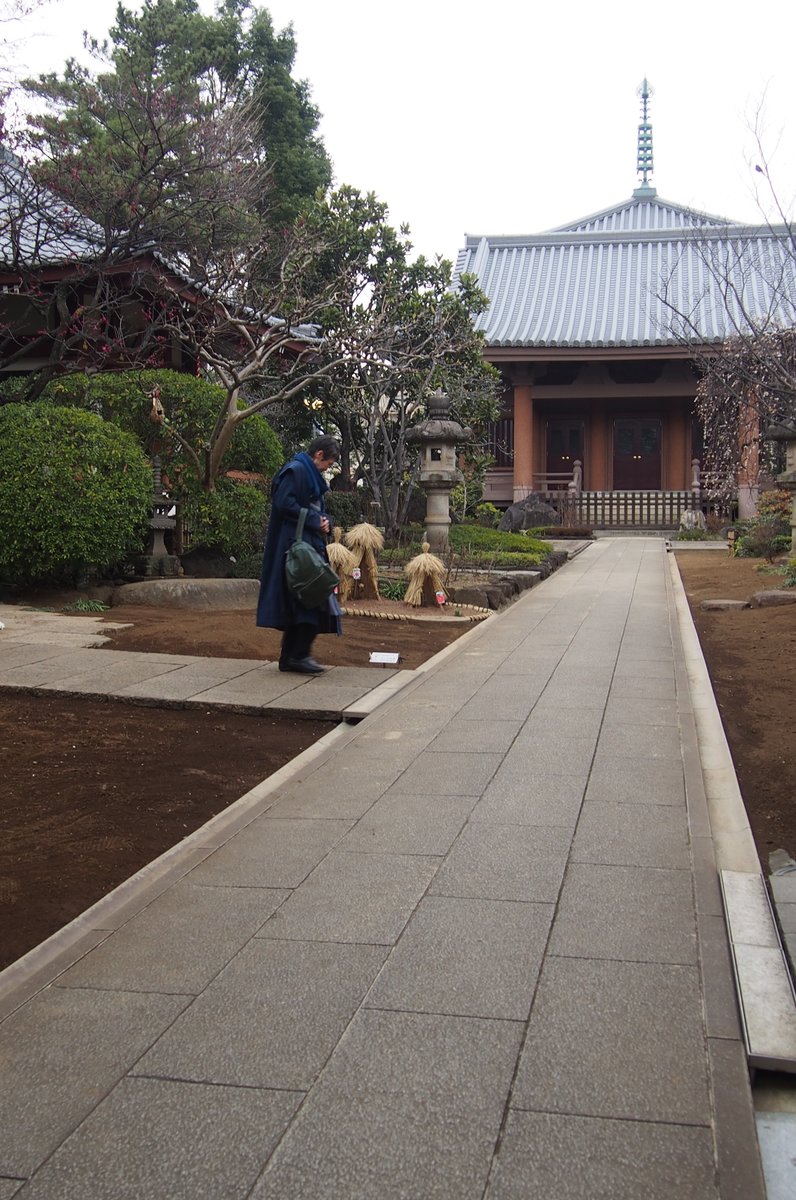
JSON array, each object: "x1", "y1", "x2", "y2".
[{"x1": 9, "y1": 0, "x2": 796, "y2": 262}]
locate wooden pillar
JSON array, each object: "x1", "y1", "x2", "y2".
[
  {"x1": 590, "y1": 400, "x2": 609, "y2": 490},
  {"x1": 513, "y1": 384, "x2": 534, "y2": 501},
  {"x1": 667, "y1": 406, "x2": 689, "y2": 490}
]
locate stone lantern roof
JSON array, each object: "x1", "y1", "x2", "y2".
[{"x1": 406, "y1": 389, "x2": 473, "y2": 447}]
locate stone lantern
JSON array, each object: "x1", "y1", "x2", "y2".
[
  {"x1": 765, "y1": 418, "x2": 796, "y2": 554},
  {"x1": 133, "y1": 455, "x2": 182, "y2": 578},
  {"x1": 133, "y1": 386, "x2": 182, "y2": 577},
  {"x1": 406, "y1": 388, "x2": 472, "y2": 554}
]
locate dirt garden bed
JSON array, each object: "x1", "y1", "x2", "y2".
[
  {"x1": 673, "y1": 550, "x2": 796, "y2": 867},
  {"x1": 1, "y1": 551, "x2": 794, "y2": 971}
]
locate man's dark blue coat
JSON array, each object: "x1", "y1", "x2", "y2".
[{"x1": 256, "y1": 451, "x2": 341, "y2": 634}]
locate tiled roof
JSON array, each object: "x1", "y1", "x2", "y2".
[
  {"x1": 454, "y1": 193, "x2": 796, "y2": 349},
  {"x1": 0, "y1": 148, "x2": 104, "y2": 268}
]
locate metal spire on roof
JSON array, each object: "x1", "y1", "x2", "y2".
[{"x1": 633, "y1": 78, "x2": 657, "y2": 198}]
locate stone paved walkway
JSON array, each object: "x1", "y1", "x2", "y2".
[{"x1": 0, "y1": 538, "x2": 765, "y2": 1198}]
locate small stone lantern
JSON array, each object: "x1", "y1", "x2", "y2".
[
  {"x1": 406, "y1": 388, "x2": 472, "y2": 554},
  {"x1": 133, "y1": 455, "x2": 182, "y2": 577},
  {"x1": 764, "y1": 418, "x2": 796, "y2": 555}
]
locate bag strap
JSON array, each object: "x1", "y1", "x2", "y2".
[{"x1": 294, "y1": 508, "x2": 308, "y2": 543}]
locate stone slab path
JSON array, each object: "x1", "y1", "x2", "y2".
[{"x1": 0, "y1": 539, "x2": 765, "y2": 1198}]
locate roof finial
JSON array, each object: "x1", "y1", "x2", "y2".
[{"x1": 633, "y1": 78, "x2": 656, "y2": 198}]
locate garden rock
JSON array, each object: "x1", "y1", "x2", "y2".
[
  {"x1": 700, "y1": 599, "x2": 751, "y2": 611},
  {"x1": 447, "y1": 585, "x2": 490, "y2": 610},
  {"x1": 751, "y1": 589, "x2": 796, "y2": 608},
  {"x1": 113, "y1": 578, "x2": 259, "y2": 609},
  {"x1": 498, "y1": 492, "x2": 558, "y2": 533},
  {"x1": 509, "y1": 571, "x2": 543, "y2": 590}
]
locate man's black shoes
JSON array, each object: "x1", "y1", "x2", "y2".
[{"x1": 279, "y1": 656, "x2": 325, "y2": 674}]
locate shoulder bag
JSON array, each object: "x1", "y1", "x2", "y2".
[{"x1": 284, "y1": 508, "x2": 339, "y2": 609}]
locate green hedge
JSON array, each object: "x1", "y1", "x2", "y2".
[
  {"x1": 0, "y1": 403, "x2": 151, "y2": 586},
  {"x1": 380, "y1": 523, "x2": 552, "y2": 570},
  {"x1": 448, "y1": 524, "x2": 551, "y2": 560}
]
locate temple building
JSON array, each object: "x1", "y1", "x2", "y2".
[{"x1": 454, "y1": 81, "x2": 796, "y2": 525}]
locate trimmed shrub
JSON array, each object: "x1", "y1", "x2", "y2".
[
  {"x1": 180, "y1": 478, "x2": 268, "y2": 559},
  {"x1": 0, "y1": 403, "x2": 151, "y2": 586},
  {"x1": 473, "y1": 502, "x2": 501, "y2": 528},
  {"x1": 448, "y1": 524, "x2": 551, "y2": 560},
  {"x1": 228, "y1": 413, "x2": 283, "y2": 477},
  {"x1": 455, "y1": 550, "x2": 551, "y2": 570},
  {"x1": 379, "y1": 524, "x2": 553, "y2": 571}
]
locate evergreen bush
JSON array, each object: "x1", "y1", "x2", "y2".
[
  {"x1": 0, "y1": 370, "x2": 284, "y2": 482},
  {"x1": 325, "y1": 490, "x2": 366, "y2": 530},
  {"x1": 229, "y1": 549, "x2": 265, "y2": 579},
  {"x1": 473, "y1": 502, "x2": 501, "y2": 528},
  {"x1": 0, "y1": 403, "x2": 151, "y2": 586},
  {"x1": 180, "y1": 478, "x2": 269, "y2": 559},
  {"x1": 756, "y1": 489, "x2": 791, "y2": 530},
  {"x1": 736, "y1": 526, "x2": 792, "y2": 560}
]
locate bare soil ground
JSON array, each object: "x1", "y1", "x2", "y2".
[
  {"x1": 97, "y1": 595, "x2": 478, "y2": 671},
  {"x1": 1, "y1": 554, "x2": 794, "y2": 971}
]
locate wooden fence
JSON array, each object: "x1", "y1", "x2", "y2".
[{"x1": 572, "y1": 490, "x2": 701, "y2": 529}]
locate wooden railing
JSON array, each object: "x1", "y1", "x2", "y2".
[{"x1": 533, "y1": 473, "x2": 577, "y2": 494}]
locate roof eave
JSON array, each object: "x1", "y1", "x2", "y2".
[{"x1": 483, "y1": 341, "x2": 720, "y2": 362}]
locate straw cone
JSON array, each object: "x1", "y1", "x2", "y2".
[
  {"x1": 404, "y1": 542, "x2": 447, "y2": 607},
  {"x1": 326, "y1": 527, "x2": 358, "y2": 602},
  {"x1": 344, "y1": 522, "x2": 384, "y2": 600}
]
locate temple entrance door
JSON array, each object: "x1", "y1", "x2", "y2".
[
  {"x1": 613, "y1": 418, "x2": 661, "y2": 489},
  {"x1": 546, "y1": 420, "x2": 584, "y2": 486}
]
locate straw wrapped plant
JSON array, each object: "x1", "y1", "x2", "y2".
[
  {"x1": 344, "y1": 522, "x2": 384, "y2": 600},
  {"x1": 326, "y1": 527, "x2": 358, "y2": 602},
  {"x1": 404, "y1": 542, "x2": 447, "y2": 607}
]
